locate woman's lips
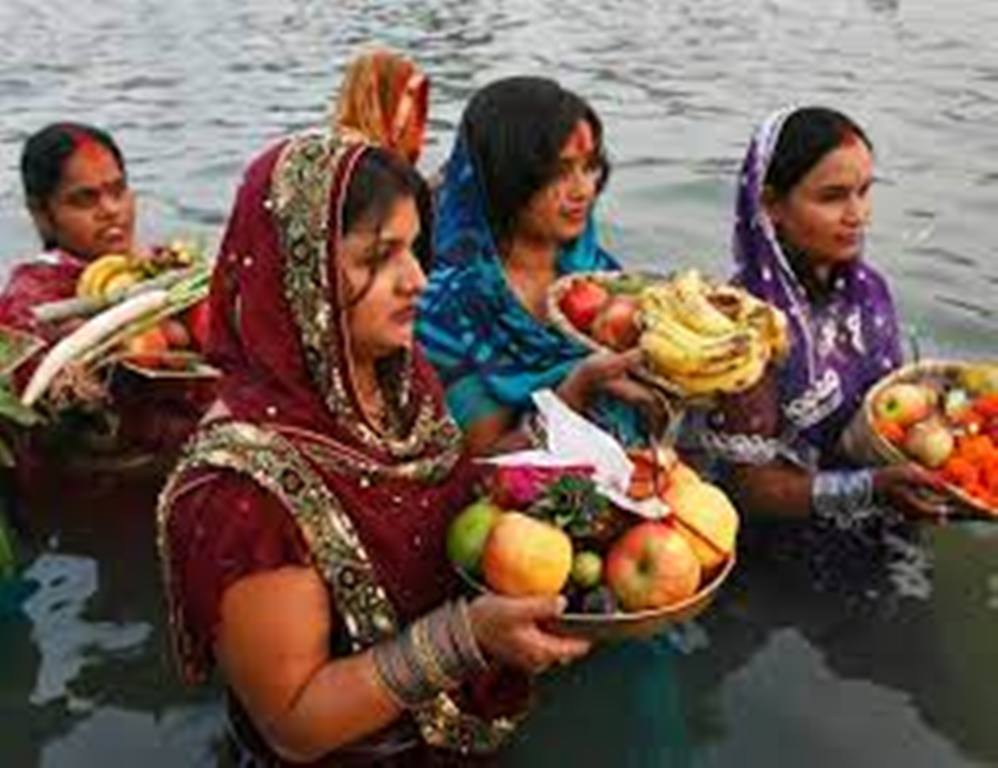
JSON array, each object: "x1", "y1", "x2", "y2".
[
  {"x1": 99, "y1": 226, "x2": 128, "y2": 248},
  {"x1": 392, "y1": 306, "x2": 417, "y2": 324}
]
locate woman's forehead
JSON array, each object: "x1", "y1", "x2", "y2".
[
  {"x1": 561, "y1": 119, "x2": 595, "y2": 157},
  {"x1": 60, "y1": 143, "x2": 122, "y2": 188}
]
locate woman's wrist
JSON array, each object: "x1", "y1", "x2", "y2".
[
  {"x1": 811, "y1": 469, "x2": 876, "y2": 529},
  {"x1": 371, "y1": 599, "x2": 488, "y2": 709}
]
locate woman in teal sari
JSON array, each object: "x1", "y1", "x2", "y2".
[
  {"x1": 418, "y1": 76, "x2": 688, "y2": 767},
  {"x1": 417, "y1": 76, "x2": 663, "y2": 456}
]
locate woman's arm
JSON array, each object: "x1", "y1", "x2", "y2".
[
  {"x1": 727, "y1": 463, "x2": 814, "y2": 520},
  {"x1": 216, "y1": 566, "x2": 398, "y2": 763},
  {"x1": 216, "y1": 566, "x2": 590, "y2": 763},
  {"x1": 463, "y1": 349, "x2": 666, "y2": 457}
]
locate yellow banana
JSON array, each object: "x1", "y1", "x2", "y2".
[
  {"x1": 101, "y1": 270, "x2": 141, "y2": 299},
  {"x1": 667, "y1": 337, "x2": 770, "y2": 396},
  {"x1": 641, "y1": 320, "x2": 754, "y2": 376},
  {"x1": 642, "y1": 294, "x2": 750, "y2": 354},
  {"x1": 665, "y1": 270, "x2": 738, "y2": 337},
  {"x1": 76, "y1": 254, "x2": 132, "y2": 299}
]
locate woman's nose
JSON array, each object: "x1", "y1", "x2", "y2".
[
  {"x1": 844, "y1": 193, "x2": 869, "y2": 226},
  {"x1": 400, "y1": 248, "x2": 427, "y2": 294}
]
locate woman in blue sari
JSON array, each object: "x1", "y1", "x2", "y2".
[
  {"x1": 419, "y1": 76, "x2": 688, "y2": 767},
  {"x1": 417, "y1": 76, "x2": 662, "y2": 455}
]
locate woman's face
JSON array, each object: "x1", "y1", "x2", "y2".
[
  {"x1": 765, "y1": 138, "x2": 874, "y2": 267},
  {"x1": 340, "y1": 194, "x2": 426, "y2": 361},
  {"x1": 515, "y1": 119, "x2": 602, "y2": 246},
  {"x1": 33, "y1": 142, "x2": 136, "y2": 260}
]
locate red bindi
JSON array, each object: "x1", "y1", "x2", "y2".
[{"x1": 563, "y1": 120, "x2": 596, "y2": 157}]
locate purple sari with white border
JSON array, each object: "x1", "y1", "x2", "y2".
[{"x1": 716, "y1": 108, "x2": 904, "y2": 467}]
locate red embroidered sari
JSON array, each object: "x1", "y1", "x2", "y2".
[
  {"x1": 0, "y1": 248, "x2": 213, "y2": 491},
  {"x1": 159, "y1": 133, "x2": 526, "y2": 766},
  {"x1": 0, "y1": 249, "x2": 86, "y2": 339}
]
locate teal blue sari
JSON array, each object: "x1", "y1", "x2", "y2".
[
  {"x1": 416, "y1": 132, "x2": 643, "y2": 445},
  {"x1": 418, "y1": 128, "x2": 689, "y2": 767}
]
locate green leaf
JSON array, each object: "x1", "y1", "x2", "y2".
[{"x1": 0, "y1": 384, "x2": 42, "y2": 427}]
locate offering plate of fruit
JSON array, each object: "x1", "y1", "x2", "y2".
[
  {"x1": 547, "y1": 269, "x2": 789, "y2": 401},
  {"x1": 859, "y1": 360, "x2": 998, "y2": 517},
  {"x1": 447, "y1": 449, "x2": 738, "y2": 641}
]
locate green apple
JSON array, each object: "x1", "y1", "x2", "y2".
[
  {"x1": 447, "y1": 499, "x2": 501, "y2": 574},
  {"x1": 873, "y1": 383, "x2": 934, "y2": 427},
  {"x1": 571, "y1": 551, "x2": 604, "y2": 589}
]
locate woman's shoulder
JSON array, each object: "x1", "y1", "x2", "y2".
[{"x1": 164, "y1": 467, "x2": 310, "y2": 572}]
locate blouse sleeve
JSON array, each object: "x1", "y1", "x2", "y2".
[{"x1": 165, "y1": 470, "x2": 314, "y2": 668}]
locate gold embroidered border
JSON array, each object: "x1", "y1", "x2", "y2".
[{"x1": 157, "y1": 420, "x2": 514, "y2": 754}]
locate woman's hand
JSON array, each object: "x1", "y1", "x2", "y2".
[
  {"x1": 467, "y1": 593, "x2": 591, "y2": 674},
  {"x1": 557, "y1": 350, "x2": 670, "y2": 434},
  {"x1": 873, "y1": 464, "x2": 951, "y2": 521}
]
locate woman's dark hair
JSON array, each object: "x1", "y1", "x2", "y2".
[
  {"x1": 340, "y1": 146, "x2": 432, "y2": 304},
  {"x1": 764, "y1": 107, "x2": 872, "y2": 198},
  {"x1": 462, "y1": 76, "x2": 610, "y2": 244},
  {"x1": 21, "y1": 122, "x2": 126, "y2": 206}
]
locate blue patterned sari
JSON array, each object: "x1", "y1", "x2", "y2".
[
  {"x1": 418, "y1": 125, "x2": 688, "y2": 767},
  {"x1": 417, "y1": 132, "x2": 643, "y2": 444}
]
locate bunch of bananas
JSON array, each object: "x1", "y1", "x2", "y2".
[
  {"x1": 639, "y1": 269, "x2": 788, "y2": 397},
  {"x1": 76, "y1": 254, "x2": 144, "y2": 300},
  {"x1": 76, "y1": 241, "x2": 197, "y2": 301}
]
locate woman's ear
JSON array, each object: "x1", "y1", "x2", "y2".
[
  {"x1": 760, "y1": 185, "x2": 782, "y2": 226},
  {"x1": 28, "y1": 200, "x2": 56, "y2": 245}
]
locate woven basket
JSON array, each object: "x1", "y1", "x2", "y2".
[
  {"x1": 841, "y1": 359, "x2": 998, "y2": 518},
  {"x1": 547, "y1": 271, "x2": 774, "y2": 405}
]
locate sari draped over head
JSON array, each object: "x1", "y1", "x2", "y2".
[
  {"x1": 717, "y1": 108, "x2": 903, "y2": 464},
  {"x1": 333, "y1": 49, "x2": 428, "y2": 165},
  {"x1": 416, "y1": 131, "x2": 642, "y2": 443},
  {"x1": 158, "y1": 131, "x2": 519, "y2": 758}
]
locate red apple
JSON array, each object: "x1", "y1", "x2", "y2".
[
  {"x1": 605, "y1": 521, "x2": 701, "y2": 611},
  {"x1": 185, "y1": 300, "x2": 211, "y2": 350},
  {"x1": 873, "y1": 383, "x2": 935, "y2": 428},
  {"x1": 559, "y1": 280, "x2": 609, "y2": 332},
  {"x1": 590, "y1": 295, "x2": 640, "y2": 351}
]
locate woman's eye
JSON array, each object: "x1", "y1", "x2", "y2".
[{"x1": 67, "y1": 189, "x2": 100, "y2": 208}]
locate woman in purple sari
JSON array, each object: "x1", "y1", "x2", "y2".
[{"x1": 701, "y1": 107, "x2": 945, "y2": 592}]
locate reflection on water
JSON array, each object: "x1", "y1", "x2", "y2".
[{"x1": 1, "y1": 0, "x2": 997, "y2": 765}]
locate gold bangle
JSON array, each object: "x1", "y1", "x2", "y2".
[{"x1": 411, "y1": 615, "x2": 460, "y2": 691}]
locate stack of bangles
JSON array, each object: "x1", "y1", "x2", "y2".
[
  {"x1": 811, "y1": 469, "x2": 876, "y2": 530},
  {"x1": 372, "y1": 599, "x2": 488, "y2": 708}
]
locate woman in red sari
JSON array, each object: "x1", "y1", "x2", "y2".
[
  {"x1": 0, "y1": 122, "x2": 135, "y2": 337},
  {"x1": 158, "y1": 133, "x2": 589, "y2": 765},
  {"x1": 0, "y1": 122, "x2": 211, "y2": 490}
]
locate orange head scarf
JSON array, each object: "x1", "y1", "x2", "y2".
[{"x1": 333, "y1": 49, "x2": 429, "y2": 165}]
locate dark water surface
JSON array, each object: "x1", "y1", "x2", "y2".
[{"x1": 1, "y1": 0, "x2": 997, "y2": 765}]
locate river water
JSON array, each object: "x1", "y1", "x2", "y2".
[{"x1": 1, "y1": 0, "x2": 997, "y2": 765}]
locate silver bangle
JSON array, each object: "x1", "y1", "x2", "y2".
[
  {"x1": 811, "y1": 469, "x2": 876, "y2": 530},
  {"x1": 371, "y1": 600, "x2": 488, "y2": 709}
]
